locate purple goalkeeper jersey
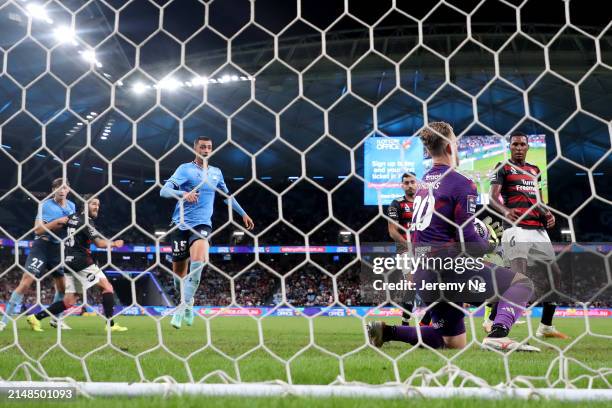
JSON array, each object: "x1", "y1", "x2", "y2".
[{"x1": 410, "y1": 164, "x2": 489, "y2": 254}]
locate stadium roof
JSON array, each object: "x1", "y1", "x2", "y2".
[{"x1": 0, "y1": 0, "x2": 610, "y2": 238}]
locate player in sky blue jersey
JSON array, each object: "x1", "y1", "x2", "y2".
[
  {"x1": 368, "y1": 122, "x2": 540, "y2": 352},
  {"x1": 160, "y1": 136, "x2": 254, "y2": 329},
  {"x1": 0, "y1": 178, "x2": 76, "y2": 332}
]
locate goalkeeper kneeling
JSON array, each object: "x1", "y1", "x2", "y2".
[{"x1": 367, "y1": 216, "x2": 540, "y2": 352}]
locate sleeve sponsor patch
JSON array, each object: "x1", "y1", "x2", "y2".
[{"x1": 466, "y1": 195, "x2": 477, "y2": 214}]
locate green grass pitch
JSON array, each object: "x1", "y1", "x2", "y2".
[{"x1": 1, "y1": 315, "x2": 610, "y2": 406}]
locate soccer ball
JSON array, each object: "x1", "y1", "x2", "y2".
[{"x1": 473, "y1": 218, "x2": 489, "y2": 241}]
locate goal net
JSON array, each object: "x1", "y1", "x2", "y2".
[{"x1": 0, "y1": 0, "x2": 611, "y2": 400}]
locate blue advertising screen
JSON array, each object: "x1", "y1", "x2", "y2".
[
  {"x1": 363, "y1": 134, "x2": 548, "y2": 206},
  {"x1": 363, "y1": 137, "x2": 424, "y2": 205}
]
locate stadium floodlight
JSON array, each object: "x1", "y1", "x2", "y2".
[
  {"x1": 231, "y1": 75, "x2": 239, "y2": 81},
  {"x1": 158, "y1": 76, "x2": 182, "y2": 91},
  {"x1": 220, "y1": 74, "x2": 231, "y2": 83},
  {"x1": 53, "y1": 26, "x2": 77, "y2": 45},
  {"x1": 191, "y1": 76, "x2": 208, "y2": 86},
  {"x1": 26, "y1": 3, "x2": 53, "y2": 24},
  {"x1": 561, "y1": 229, "x2": 571, "y2": 234},
  {"x1": 132, "y1": 82, "x2": 148, "y2": 94},
  {"x1": 80, "y1": 50, "x2": 102, "y2": 67},
  {"x1": 155, "y1": 231, "x2": 166, "y2": 236}
]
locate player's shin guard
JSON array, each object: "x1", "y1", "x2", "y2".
[
  {"x1": 102, "y1": 292, "x2": 115, "y2": 326},
  {"x1": 184, "y1": 261, "x2": 204, "y2": 305},
  {"x1": 383, "y1": 324, "x2": 444, "y2": 349},
  {"x1": 494, "y1": 278, "x2": 534, "y2": 330},
  {"x1": 1, "y1": 292, "x2": 24, "y2": 324},
  {"x1": 34, "y1": 299, "x2": 69, "y2": 321}
]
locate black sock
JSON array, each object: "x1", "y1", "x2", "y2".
[
  {"x1": 382, "y1": 324, "x2": 396, "y2": 342},
  {"x1": 489, "y1": 302, "x2": 498, "y2": 320},
  {"x1": 34, "y1": 300, "x2": 67, "y2": 321},
  {"x1": 420, "y1": 310, "x2": 432, "y2": 325},
  {"x1": 401, "y1": 302, "x2": 413, "y2": 326},
  {"x1": 102, "y1": 292, "x2": 115, "y2": 326},
  {"x1": 541, "y1": 302, "x2": 556, "y2": 326},
  {"x1": 488, "y1": 323, "x2": 509, "y2": 338}
]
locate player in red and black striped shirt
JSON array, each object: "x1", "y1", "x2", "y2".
[
  {"x1": 488, "y1": 132, "x2": 568, "y2": 339},
  {"x1": 387, "y1": 172, "x2": 431, "y2": 327},
  {"x1": 387, "y1": 172, "x2": 417, "y2": 250}
]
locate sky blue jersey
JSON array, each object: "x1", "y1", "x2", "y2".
[
  {"x1": 165, "y1": 161, "x2": 245, "y2": 230},
  {"x1": 35, "y1": 198, "x2": 76, "y2": 242}
]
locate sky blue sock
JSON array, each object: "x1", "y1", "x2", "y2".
[
  {"x1": 53, "y1": 291, "x2": 64, "y2": 303},
  {"x1": 173, "y1": 275, "x2": 181, "y2": 300},
  {"x1": 2, "y1": 292, "x2": 24, "y2": 324},
  {"x1": 183, "y1": 262, "x2": 204, "y2": 305}
]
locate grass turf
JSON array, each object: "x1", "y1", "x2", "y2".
[
  {"x1": 3, "y1": 396, "x2": 612, "y2": 408},
  {"x1": 1, "y1": 315, "x2": 610, "y2": 406}
]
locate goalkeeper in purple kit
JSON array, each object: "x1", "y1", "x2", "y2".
[{"x1": 368, "y1": 122, "x2": 540, "y2": 352}]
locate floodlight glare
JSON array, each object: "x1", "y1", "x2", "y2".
[{"x1": 26, "y1": 4, "x2": 53, "y2": 24}]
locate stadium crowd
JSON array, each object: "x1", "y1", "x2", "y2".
[{"x1": 1, "y1": 252, "x2": 608, "y2": 309}]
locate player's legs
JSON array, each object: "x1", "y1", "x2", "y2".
[
  {"x1": 97, "y1": 276, "x2": 127, "y2": 332},
  {"x1": 368, "y1": 303, "x2": 463, "y2": 349},
  {"x1": 182, "y1": 236, "x2": 209, "y2": 326},
  {"x1": 3, "y1": 273, "x2": 35, "y2": 330},
  {"x1": 170, "y1": 225, "x2": 210, "y2": 329},
  {"x1": 1, "y1": 245, "x2": 46, "y2": 329},
  {"x1": 28, "y1": 271, "x2": 76, "y2": 331},
  {"x1": 529, "y1": 230, "x2": 568, "y2": 338},
  {"x1": 170, "y1": 228, "x2": 190, "y2": 329},
  {"x1": 482, "y1": 266, "x2": 540, "y2": 352},
  {"x1": 49, "y1": 275, "x2": 71, "y2": 330}
]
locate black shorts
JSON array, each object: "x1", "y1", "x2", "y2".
[
  {"x1": 25, "y1": 239, "x2": 64, "y2": 278},
  {"x1": 171, "y1": 224, "x2": 212, "y2": 262}
]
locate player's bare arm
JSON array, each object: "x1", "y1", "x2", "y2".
[
  {"x1": 242, "y1": 214, "x2": 254, "y2": 230},
  {"x1": 93, "y1": 237, "x2": 124, "y2": 249},
  {"x1": 387, "y1": 221, "x2": 407, "y2": 246},
  {"x1": 489, "y1": 184, "x2": 521, "y2": 221},
  {"x1": 537, "y1": 186, "x2": 555, "y2": 228},
  {"x1": 33, "y1": 216, "x2": 69, "y2": 235}
]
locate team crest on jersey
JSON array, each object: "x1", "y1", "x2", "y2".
[
  {"x1": 509, "y1": 167, "x2": 518, "y2": 174},
  {"x1": 200, "y1": 230, "x2": 208, "y2": 237}
]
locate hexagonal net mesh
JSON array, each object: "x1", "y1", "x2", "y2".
[{"x1": 0, "y1": 0, "x2": 611, "y2": 400}]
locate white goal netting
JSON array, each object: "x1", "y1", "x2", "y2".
[{"x1": 0, "y1": 0, "x2": 611, "y2": 400}]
